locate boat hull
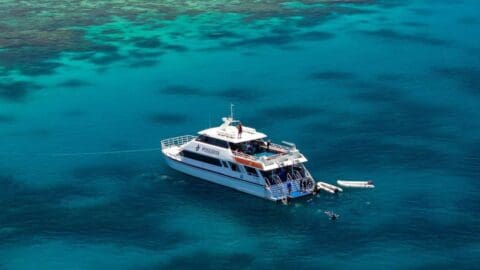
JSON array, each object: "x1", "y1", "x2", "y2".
[{"x1": 164, "y1": 156, "x2": 275, "y2": 201}]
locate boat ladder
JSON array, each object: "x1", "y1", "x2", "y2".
[{"x1": 270, "y1": 175, "x2": 288, "y2": 203}]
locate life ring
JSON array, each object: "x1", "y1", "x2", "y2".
[{"x1": 306, "y1": 179, "x2": 314, "y2": 190}]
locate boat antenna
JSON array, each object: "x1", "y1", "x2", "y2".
[{"x1": 230, "y1": 103, "x2": 235, "y2": 120}]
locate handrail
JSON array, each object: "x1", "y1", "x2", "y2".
[
  {"x1": 232, "y1": 150, "x2": 256, "y2": 160},
  {"x1": 161, "y1": 135, "x2": 196, "y2": 149},
  {"x1": 264, "y1": 177, "x2": 271, "y2": 188},
  {"x1": 261, "y1": 151, "x2": 304, "y2": 166},
  {"x1": 233, "y1": 148, "x2": 304, "y2": 166},
  {"x1": 269, "y1": 142, "x2": 292, "y2": 152}
]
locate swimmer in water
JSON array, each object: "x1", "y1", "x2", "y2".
[{"x1": 324, "y1": 211, "x2": 339, "y2": 220}]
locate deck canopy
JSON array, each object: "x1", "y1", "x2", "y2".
[{"x1": 198, "y1": 117, "x2": 267, "y2": 144}]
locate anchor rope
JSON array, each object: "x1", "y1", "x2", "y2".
[
  {"x1": 46, "y1": 147, "x2": 162, "y2": 157},
  {"x1": 0, "y1": 147, "x2": 162, "y2": 157}
]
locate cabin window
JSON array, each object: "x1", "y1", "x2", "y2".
[
  {"x1": 245, "y1": 166, "x2": 259, "y2": 177},
  {"x1": 228, "y1": 162, "x2": 239, "y2": 172},
  {"x1": 181, "y1": 150, "x2": 222, "y2": 167},
  {"x1": 196, "y1": 135, "x2": 229, "y2": 148},
  {"x1": 221, "y1": 160, "x2": 229, "y2": 168}
]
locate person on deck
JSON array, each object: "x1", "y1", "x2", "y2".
[{"x1": 237, "y1": 122, "x2": 243, "y2": 138}]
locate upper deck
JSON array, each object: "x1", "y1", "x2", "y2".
[{"x1": 198, "y1": 117, "x2": 267, "y2": 144}]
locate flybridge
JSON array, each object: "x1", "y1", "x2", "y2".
[{"x1": 198, "y1": 117, "x2": 267, "y2": 144}]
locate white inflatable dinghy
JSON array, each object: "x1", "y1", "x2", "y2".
[
  {"x1": 316, "y1": 183, "x2": 335, "y2": 194},
  {"x1": 337, "y1": 180, "x2": 375, "y2": 189},
  {"x1": 316, "y1": 182, "x2": 343, "y2": 193}
]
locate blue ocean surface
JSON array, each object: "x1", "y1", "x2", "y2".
[{"x1": 1, "y1": 0, "x2": 479, "y2": 269}]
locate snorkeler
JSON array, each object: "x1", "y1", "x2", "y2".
[{"x1": 324, "y1": 210, "x2": 339, "y2": 221}]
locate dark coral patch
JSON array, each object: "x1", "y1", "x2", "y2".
[
  {"x1": 71, "y1": 163, "x2": 142, "y2": 180},
  {"x1": 402, "y1": 21, "x2": 428, "y2": 27},
  {"x1": 63, "y1": 110, "x2": 85, "y2": 117},
  {"x1": 228, "y1": 34, "x2": 293, "y2": 47},
  {"x1": 148, "y1": 113, "x2": 188, "y2": 124},
  {"x1": 409, "y1": 8, "x2": 434, "y2": 16},
  {"x1": 129, "y1": 60, "x2": 157, "y2": 68},
  {"x1": 376, "y1": 73, "x2": 405, "y2": 81},
  {"x1": 297, "y1": 31, "x2": 335, "y2": 41},
  {"x1": 457, "y1": 16, "x2": 478, "y2": 25},
  {"x1": 203, "y1": 30, "x2": 240, "y2": 40},
  {"x1": 360, "y1": 29, "x2": 448, "y2": 46},
  {"x1": 21, "y1": 61, "x2": 63, "y2": 76},
  {"x1": 57, "y1": 79, "x2": 92, "y2": 88},
  {"x1": 160, "y1": 85, "x2": 203, "y2": 96},
  {"x1": 71, "y1": 52, "x2": 96, "y2": 61},
  {"x1": 309, "y1": 71, "x2": 355, "y2": 81},
  {"x1": 215, "y1": 87, "x2": 261, "y2": 101},
  {"x1": 0, "y1": 115, "x2": 15, "y2": 123},
  {"x1": 101, "y1": 28, "x2": 123, "y2": 35},
  {"x1": 454, "y1": 144, "x2": 480, "y2": 181},
  {"x1": 133, "y1": 37, "x2": 162, "y2": 49},
  {"x1": 91, "y1": 53, "x2": 126, "y2": 65},
  {"x1": 129, "y1": 51, "x2": 164, "y2": 59},
  {"x1": 0, "y1": 81, "x2": 41, "y2": 102},
  {"x1": 91, "y1": 44, "x2": 118, "y2": 53},
  {"x1": 260, "y1": 105, "x2": 322, "y2": 119},
  {"x1": 163, "y1": 44, "x2": 188, "y2": 52},
  {"x1": 217, "y1": 30, "x2": 333, "y2": 49},
  {"x1": 432, "y1": 67, "x2": 480, "y2": 94},
  {"x1": 157, "y1": 252, "x2": 255, "y2": 270}
]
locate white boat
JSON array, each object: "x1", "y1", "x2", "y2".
[
  {"x1": 161, "y1": 108, "x2": 317, "y2": 202},
  {"x1": 337, "y1": 180, "x2": 375, "y2": 189}
]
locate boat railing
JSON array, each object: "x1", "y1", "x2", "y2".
[
  {"x1": 269, "y1": 142, "x2": 291, "y2": 152},
  {"x1": 272, "y1": 175, "x2": 289, "y2": 202},
  {"x1": 266, "y1": 171, "x2": 315, "y2": 200},
  {"x1": 261, "y1": 151, "x2": 304, "y2": 166},
  {"x1": 216, "y1": 130, "x2": 236, "y2": 139},
  {"x1": 233, "y1": 147, "x2": 304, "y2": 167},
  {"x1": 161, "y1": 135, "x2": 196, "y2": 149},
  {"x1": 232, "y1": 150, "x2": 257, "y2": 160}
]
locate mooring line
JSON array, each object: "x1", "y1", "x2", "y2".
[
  {"x1": 46, "y1": 147, "x2": 162, "y2": 157},
  {"x1": 0, "y1": 147, "x2": 162, "y2": 157}
]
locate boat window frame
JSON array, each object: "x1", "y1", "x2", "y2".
[
  {"x1": 221, "y1": 160, "x2": 229, "y2": 168},
  {"x1": 244, "y1": 166, "x2": 260, "y2": 177},
  {"x1": 196, "y1": 135, "x2": 229, "y2": 149},
  {"x1": 228, "y1": 161, "x2": 240, "y2": 172},
  {"x1": 181, "y1": 150, "x2": 222, "y2": 167}
]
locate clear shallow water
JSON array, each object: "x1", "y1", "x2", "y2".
[{"x1": 1, "y1": 0, "x2": 479, "y2": 269}]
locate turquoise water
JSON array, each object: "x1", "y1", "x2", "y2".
[{"x1": 1, "y1": 0, "x2": 479, "y2": 269}]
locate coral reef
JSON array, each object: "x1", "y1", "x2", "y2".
[{"x1": 0, "y1": 0, "x2": 377, "y2": 76}]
